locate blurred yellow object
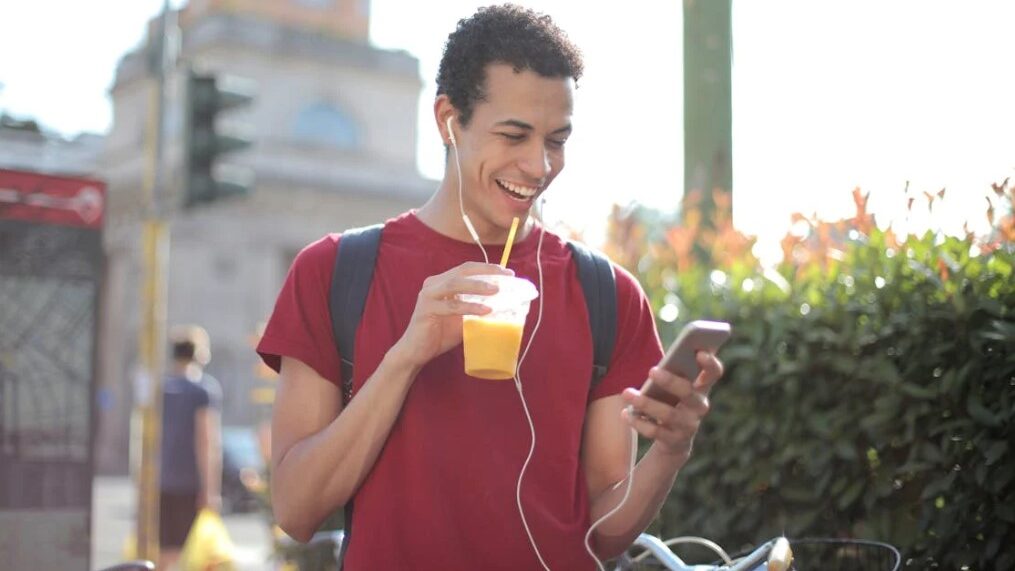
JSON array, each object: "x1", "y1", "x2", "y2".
[
  {"x1": 122, "y1": 531, "x2": 137, "y2": 560},
  {"x1": 180, "y1": 509, "x2": 237, "y2": 571},
  {"x1": 250, "y1": 386, "x2": 276, "y2": 404}
]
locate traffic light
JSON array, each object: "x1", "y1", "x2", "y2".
[{"x1": 183, "y1": 68, "x2": 255, "y2": 208}]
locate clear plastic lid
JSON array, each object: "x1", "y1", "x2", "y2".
[{"x1": 459, "y1": 275, "x2": 538, "y2": 311}]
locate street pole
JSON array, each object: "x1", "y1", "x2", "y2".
[
  {"x1": 683, "y1": 0, "x2": 733, "y2": 231},
  {"x1": 135, "y1": 0, "x2": 174, "y2": 561}
]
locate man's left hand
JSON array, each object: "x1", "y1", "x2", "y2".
[{"x1": 620, "y1": 351, "x2": 724, "y2": 458}]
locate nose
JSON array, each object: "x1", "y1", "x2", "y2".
[{"x1": 519, "y1": 141, "x2": 552, "y2": 181}]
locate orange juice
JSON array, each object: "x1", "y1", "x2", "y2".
[{"x1": 462, "y1": 316, "x2": 525, "y2": 379}]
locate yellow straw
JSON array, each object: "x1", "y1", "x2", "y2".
[{"x1": 500, "y1": 217, "x2": 520, "y2": 267}]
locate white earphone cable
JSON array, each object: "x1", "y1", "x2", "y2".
[
  {"x1": 584, "y1": 426, "x2": 638, "y2": 571},
  {"x1": 449, "y1": 134, "x2": 638, "y2": 569},
  {"x1": 448, "y1": 115, "x2": 489, "y2": 263},
  {"x1": 513, "y1": 198, "x2": 550, "y2": 570}
]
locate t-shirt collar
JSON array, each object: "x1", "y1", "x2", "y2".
[{"x1": 399, "y1": 210, "x2": 542, "y2": 262}]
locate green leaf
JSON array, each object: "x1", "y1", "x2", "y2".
[
  {"x1": 984, "y1": 440, "x2": 1008, "y2": 466},
  {"x1": 976, "y1": 462, "x2": 989, "y2": 486},
  {"x1": 921, "y1": 441, "x2": 944, "y2": 464},
  {"x1": 859, "y1": 410, "x2": 896, "y2": 432},
  {"x1": 982, "y1": 318, "x2": 1015, "y2": 342},
  {"x1": 805, "y1": 412, "x2": 832, "y2": 437},
  {"x1": 837, "y1": 478, "x2": 866, "y2": 510},
  {"x1": 927, "y1": 417, "x2": 974, "y2": 437},
  {"x1": 781, "y1": 484, "x2": 818, "y2": 503},
  {"x1": 830, "y1": 476, "x2": 849, "y2": 496},
  {"x1": 835, "y1": 441, "x2": 855, "y2": 461},
  {"x1": 939, "y1": 369, "x2": 960, "y2": 395},
  {"x1": 967, "y1": 391, "x2": 1002, "y2": 427},
  {"x1": 897, "y1": 461, "x2": 933, "y2": 474},
  {"x1": 988, "y1": 463, "x2": 1015, "y2": 495},
  {"x1": 921, "y1": 472, "x2": 956, "y2": 500},
  {"x1": 900, "y1": 382, "x2": 938, "y2": 400}
]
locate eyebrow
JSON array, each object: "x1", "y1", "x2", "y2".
[{"x1": 494, "y1": 119, "x2": 572, "y2": 136}]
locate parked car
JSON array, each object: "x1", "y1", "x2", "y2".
[{"x1": 221, "y1": 425, "x2": 266, "y2": 514}]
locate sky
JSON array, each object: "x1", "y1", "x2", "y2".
[{"x1": 1, "y1": 1, "x2": 1013, "y2": 259}]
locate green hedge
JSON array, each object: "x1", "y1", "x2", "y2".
[{"x1": 617, "y1": 194, "x2": 1015, "y2": 568}]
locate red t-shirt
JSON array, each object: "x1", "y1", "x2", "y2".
[{"x1": 258, "y1": 211, "x2": 662, "y2": 570}]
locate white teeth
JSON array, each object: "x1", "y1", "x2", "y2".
[{"x1": 498, "y1": 180, "x2": 538, "y2": 197}]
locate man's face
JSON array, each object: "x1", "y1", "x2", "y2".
[{"x1": 452, "y1": 63, "x2": 575, "y2": 234}]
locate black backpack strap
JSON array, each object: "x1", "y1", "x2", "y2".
[
  {"x1": 567, "y1": 241, "x2": 617, "y2": 390},
  {"x1": 327, "y1": 224, "x2": 382, "y2": 570},
  {"x1": 328, "y1": 223, "x2": 383, "y2": 405}
]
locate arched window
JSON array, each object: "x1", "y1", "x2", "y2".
[{"x1": 292, "y1": 102, "x2": 359, "y2": 149}]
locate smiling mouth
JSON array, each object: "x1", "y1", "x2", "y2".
[{"x1": 496, "y1": 179, "x2": 540, "y2": 201}]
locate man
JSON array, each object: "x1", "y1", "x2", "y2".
[
  {"x1": 257, "y1": 5, "x2": 723, "y2": 570},
  {"x1": 158, "y1": 325, "x2": 223, "y2": 570}
]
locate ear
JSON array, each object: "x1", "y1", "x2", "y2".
[{"x1": 434, "y1": 94, "x2": 457, "y2": 146}]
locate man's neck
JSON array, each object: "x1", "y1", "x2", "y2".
[{"x1": 417, "y1": 180, "x2": 535, "y2": 245}]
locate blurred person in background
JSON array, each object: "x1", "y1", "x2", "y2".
[{"x1": 158, "y1": 325, "x2": 223, "y2": 570}]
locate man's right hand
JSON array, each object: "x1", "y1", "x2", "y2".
[{"x1": 393, "y1": 261, "x2": 513, "y2": 370}]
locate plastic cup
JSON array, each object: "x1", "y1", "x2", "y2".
[{"x1": 459, "y1": 275, "x2": 538, "y2": 380}]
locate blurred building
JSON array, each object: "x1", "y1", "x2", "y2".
[
  {"x1": 97, "y1": 0, "x2": 433, "y2": 474},
  {"x1": 0, "y1": 116, "x2": 103, "y2": 176}
]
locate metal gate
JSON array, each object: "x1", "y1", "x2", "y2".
[{"x1": 0, "y1": 168, "x2": 105, "y2": 570}]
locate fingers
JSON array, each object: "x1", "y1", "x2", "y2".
[
  {"x1": 622, "y1": 405, "x2": 665, "y2": 440},
  {"x1": 622, "y1": 384, "x2": 709, "y2": 425},
  {"x1": 411, "y1": 264, "x2": 512, "y2": 325},
  {"x1": 639, "y1": 366, "x2": 696, "y2": 408},
  {"x1": 694, "y1": 351, "x2": 724, "y2": 391},
  {"x1": 422, "y1": 264, "x2": 511, "y2": 299},
  {"x1": 429, "y1": 275, "x2": 499, "y2": 300},
  {"x1": 620, "y1": 359, "x2": 721, "y2": 454},
  {"x1": 621, "y1": 405, "x2": 696, "y2": 454}
]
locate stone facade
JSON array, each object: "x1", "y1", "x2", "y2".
[
  {"x1": 95, "y1": 1, "x2": 434, "y2": 474},
  {"x1": 0, "y1": 122, "x2": 103, "y2": 177}
]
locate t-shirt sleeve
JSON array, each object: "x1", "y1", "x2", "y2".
[
  {"x1": 589, "y1": 263, "x2": 663, "y2": 400},
  {"x1": 256, "y1": 234, "x2": 343, "y2": 387},
  {"x1": 199, "y1": 375, "x2": 222, "y2": 410}
]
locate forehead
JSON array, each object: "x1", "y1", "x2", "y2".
[{"x1": 475, "y1": 63, "x2": 575, "y2": 122}]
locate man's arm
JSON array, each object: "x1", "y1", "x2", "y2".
[
  {"x1": 270, "y1": 348, "x2": 420, "y2": 542},
  {"x1": 582, "y1": 354, "x2": 722, "y2": 559},
  {"x1": 195, "y1": 405, "x2": 222, "y2": 511},
  {"x1": 270, "y1": 261, "x2": 513, "y2": 542}
]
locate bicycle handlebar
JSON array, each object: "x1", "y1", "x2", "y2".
[
  {"x1": 629, "y1": 534, "x2": 791, "y2": 571},
  {"x1": 278, "y1": 529, "x2": 792, "y2": 571}
]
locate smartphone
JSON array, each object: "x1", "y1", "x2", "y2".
[{"x1": 638, "y1": 320, "x2": 732, "y2": 407}]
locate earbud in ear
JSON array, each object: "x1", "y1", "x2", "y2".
[{"x1": 446, "y1": 115, "x2": 457, "y2": 147}]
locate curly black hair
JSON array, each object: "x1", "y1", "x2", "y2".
[{"x1": 436, "y1": 4, "x2": 584, "y2": 126}]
